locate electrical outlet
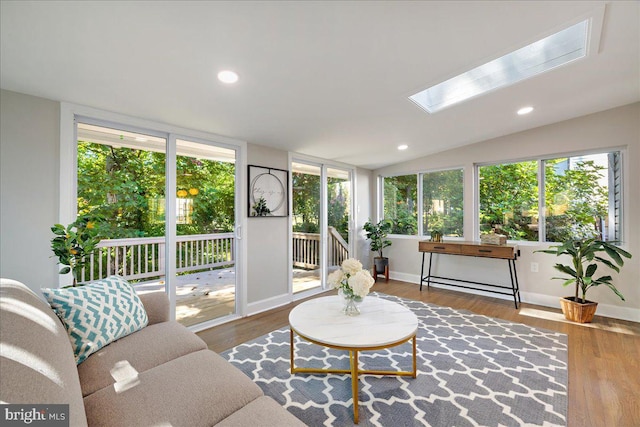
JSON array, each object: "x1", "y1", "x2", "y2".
[{"x1": 531, "y1": 262, "x2": 539, "y2": 273}]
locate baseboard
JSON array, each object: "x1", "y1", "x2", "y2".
[
  {"x1": 246, "y1": 293, "x2": 292, "y2": 317},
  {"x1": 388, "y1": 271, "x2": 420, "y2": 285},
  {"x1": 388, "y1": 272, "x2": 640, "y2": 323}
]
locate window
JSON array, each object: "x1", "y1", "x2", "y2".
[
  {"x1": 383, "y1": 175, "x2": 417, "y2": 235},
  {"x1": 544, "y1": 152, "x2": 620, "y2": 242},
  {"x1": 478, "y1": 150, "x2": 622, "y2": 242},
  {"x1": 479, "y1": 161, "x2": 539, "y2": 241},
  {"x1": 422, "y1": 169, "x2": 464, "y2": 237},
  {"x1": 71, "y1": 117, "x2": 242, "y2": 327}
]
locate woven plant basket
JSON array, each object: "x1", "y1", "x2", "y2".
[{"x1": 560, "y1": 297, "x2": 598, "y2": 323}]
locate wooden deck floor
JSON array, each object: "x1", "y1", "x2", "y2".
[
  {"x1": 138, "y1": 267, "x2": 321, "y2": 327},
  {"x1": 197, "y1": 279, "x2": 640, "y2": 427}
]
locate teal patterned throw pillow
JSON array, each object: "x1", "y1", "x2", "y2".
[{"x1": 42, "y1": 275, "x2": 148, "y2": 364}]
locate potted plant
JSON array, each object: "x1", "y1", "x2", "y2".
[
  {"x1": 536, "y1": 238, "x2": 632, "y2": 323},
  {"x1": 363, "y1": 219, "x2": 393, "y2": 278},
  {"x1": 51, "y1": 214, "x2": 104, "y2": 286}
]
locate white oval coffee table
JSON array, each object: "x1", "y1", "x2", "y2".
[{"x1": 289, "y1": 295, "x2": 419, "y2": 424}]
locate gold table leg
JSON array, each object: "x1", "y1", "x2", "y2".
[
  {"x1": 290, "y1": 328, "x2": 418, "y2": 424},
  {"x1": 351, "y1": 350, "x2": 359, "y2": 423}
]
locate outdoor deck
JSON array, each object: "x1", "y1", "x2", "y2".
[
  {"x1": 80, "y1": 231, "x2": 345, "y2": 327},
  {"x1": 135, "y1": 267, "x2": 322, "y2": 327}
]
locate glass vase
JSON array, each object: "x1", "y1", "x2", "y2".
[{"x1": 338, "y1": 289, "x2": 364, "y2": 316}]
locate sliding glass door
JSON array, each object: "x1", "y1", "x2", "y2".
[
  {"x1": 76, "y1": 122, "x2": 168, "y2": 296},
  {"x1": 291, "y1": 160, "x2": 353, "y2": 294},
  {"x1": 291, "y1": 162, "x2": 322, "y2": 293},
  {"x1": 173, "y1": 138, "x2": 237, "y2": 326},
  {"x1": 326, "y1": 167, "x2": 351, "y2": 278},
  {"x1": 75, "y1": 120, "x2": 240, "y2": 328}
]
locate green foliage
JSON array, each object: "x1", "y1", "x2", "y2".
[
  {"x1": 328, "y1": 177, "x2": 350, "y2": 242},
  {"x1": 51, "y1": 214, "x2": 105, "y2": 286},
  {"x1": 479, "y1": 161, "x2": 538, "y2": 240},
  {"x1": 77, "y1": 142, "x2": 235, "y2": 238},
  {"x1": 479, "y1": 158, "x2": 610, "y2": 242},
  {"x1": 252, "y1": 197, "x2": 271, "y2": 216},
  {"x1": 544, "y1": 159, "x2": 608, "y2": 242},
  {"x1": 536, "y1": 238, "x2": 632, "y2": 302},
  {"x1": 291, "y1": 171, "x2": 350, "y2": 241},
  {"x1": 363, "y1": 219, "x2": 393, "y2": 258},
  {"x1": 423, "y1": 169, "x2": 463, "y2": 236},
  {"x1": 291, "y1": 172, "x2": 321, "y2": 233},
  {"x1": 383, "y1": 175, "x2": 418, "y2": 235}
]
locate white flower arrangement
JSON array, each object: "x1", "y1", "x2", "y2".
[{"x1": 328, "y1": 258, "x2": 375, "y2": 299}]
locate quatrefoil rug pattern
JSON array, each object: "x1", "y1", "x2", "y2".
[{"x1": 222, "y1": 293, "x2": 567, "y2": 426}]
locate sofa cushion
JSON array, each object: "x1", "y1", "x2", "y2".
[
  {"x1": 78, "y1": 320, "x2": 207, "y2": 397},
  {"x1": 83, "y1": 349, "x2": 264, "y2": 427},
  {"x1": 0, "y1": 279, "x2": 88, "y2": 427},
  {"x1": 42, "y1": 275, "x2": 148, "y2": 364},
  {"x1": 137, "y1": 291, "x2": 170, "y2": 325},
  {"x1": 215, "y1": 396, "x2": 305, "y2": 426}
]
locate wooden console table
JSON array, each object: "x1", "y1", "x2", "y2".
[{"x1": 418, "y1": 241, "x2": 521, "y2": 308}]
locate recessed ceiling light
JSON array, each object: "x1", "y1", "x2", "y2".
[
  {"x1": 397, "y1": 144, "x2": 409, "y2": 151},
  {"x1": 217, "y1": 70, "x2": 239, "y2": 84},
  {"x1": 517, "y1": 106, "x2": 534, "y2": 115}
]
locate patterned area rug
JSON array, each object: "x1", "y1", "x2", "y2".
[{"x1": 222, "y1": 293, "x2": 568, "y2": 426}]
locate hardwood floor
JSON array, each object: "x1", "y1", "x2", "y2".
[{"x1": 196, "y1": 279, "x2": 640, "y2": 427}]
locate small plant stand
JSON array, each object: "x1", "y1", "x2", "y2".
[{"x1": 373, "y1": 265, "x2": 389, "y2": 282}]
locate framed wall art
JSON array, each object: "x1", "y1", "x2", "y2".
[{"x1": 248, "y1": 165, "x2": 289, "y2": 217}]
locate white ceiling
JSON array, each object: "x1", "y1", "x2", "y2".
[{"x1": 1, "y1": 1, "x2": 638, "y2": 169}]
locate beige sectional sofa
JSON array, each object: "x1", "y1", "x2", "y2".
[{"x1": 0, "y1": 278, "x2": 304, "y2": 426}]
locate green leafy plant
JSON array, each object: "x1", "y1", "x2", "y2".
[
  {"x1": 363, "y1": 219, "x2": 393, "y2": 258},
  {"x1": 536, "y1": 238, "x2": 632, "y2": 303},
  {"x1": 252, "y1": 197, "x2": 271, "y2": 217},
  {"x1": 51, "y1": 215, "x2": 104, "y2": 286}
]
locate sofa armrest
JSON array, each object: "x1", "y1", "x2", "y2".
[{"x1": 138, "y1": 291, "x2": 170, "y2": 325}]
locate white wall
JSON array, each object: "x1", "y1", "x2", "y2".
[
  {"x1": 354, "y1": 167, "x2": 374, "y2": 269},
  {"x1": 375, "y1": 103, "x2": 640, "y2": 321},
  {"x1": 246, "y1": 143, "x2": 290, "y2": 306},
  {"x1": 0, "y1": 90, "x2": 60, "y2": 290}
]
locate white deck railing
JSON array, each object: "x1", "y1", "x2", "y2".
[
  {"x1": 80, "y1": 228, "x2": 346, "y2": 283},
  {"x1": 292, "y1": 227, "x2": 349, "y2": 269},
  {"x1": 79, "y1": 233, "x2": 235, "y2": 284}
]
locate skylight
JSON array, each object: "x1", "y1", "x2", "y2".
[{"x1": 409, "y1": 19, "x2": 590, "y2": 114}]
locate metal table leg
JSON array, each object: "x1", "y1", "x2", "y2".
[{"x1": 420, "y1": 252, "x2": 425, "y2": 290}]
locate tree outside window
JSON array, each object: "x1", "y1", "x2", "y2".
[
  {"x1": 77, "y1": 141, "x2": 235, "y2": 239},
  {"x1": 544, "y1": 154, "x2": 611, "y2": 242},
  {"x1": 383, "y1": 175, "x2": 417, "y2": 235},
  {"x1": 422, "y1": 169, "x2": 464, "y2": 237},
  {"x1": 478, "y1": 151, "x2": 620, "y2": 242},
  {"x1": 479, "y1": 161, "x2": 539, "y2": 241}
]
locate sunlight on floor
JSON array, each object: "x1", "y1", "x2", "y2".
[
  {"x1": 176, "y1": 304, "x2": 202, "y2": 319},
  {"x1": 519, "y1": 307, "x2": 639, "y2": 335}
]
